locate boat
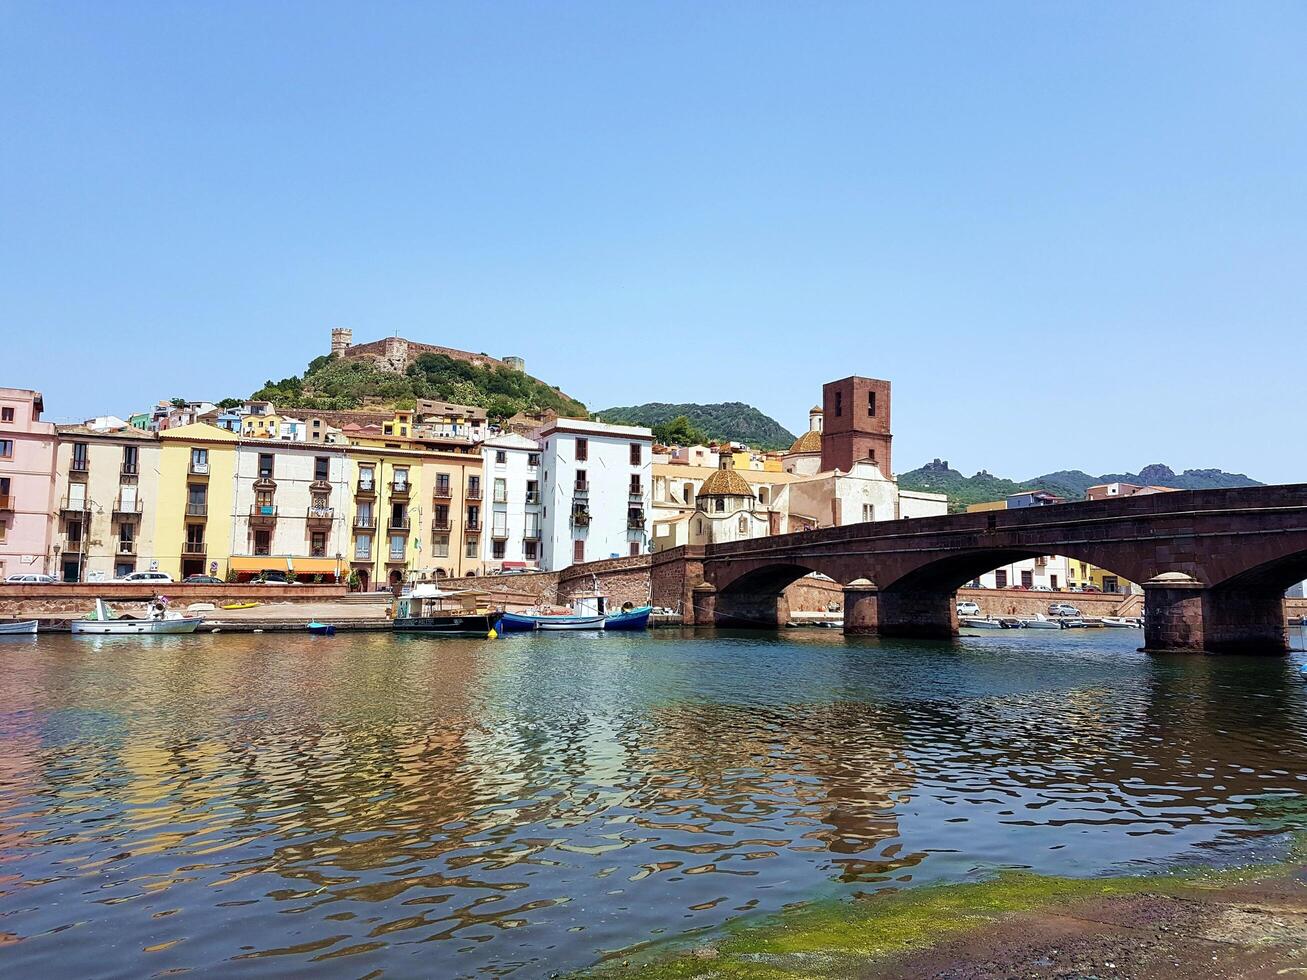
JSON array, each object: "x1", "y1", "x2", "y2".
[
  {"x1": 1100, "y1": 616, "x2": 1142, "y2": 629},
  {"x1": 70, "y1": 598, "x2": 203, "y2": 635},
  {"x1": 1017, "y1": 614, "x2": 1064, "y2": 630},
  {"x1": 960, "y1": 616, "x2": 1007, "y2": 630},
  {"x1": 501, "y1": 593, "x2": 611, "y2": 632},
  {"x1": 391, "y1": 586, "x2": 503, "y2": 637},
  {"x1": 0, "y1": 620, "x2": 38, "y2": 635},
  {"x1": 307, "y1": 622, "x2": 337, "y2": 636},
  {"x1": 220, "y1": 601, "x2": 259, "y2": 610},
  {"x1": 605, "y1": 605, "x2": 653, "y2": 631}
]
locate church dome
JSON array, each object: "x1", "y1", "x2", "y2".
[
  {"x1": 699, "y1": 466, "x2": 754, "y2": 497},
  {"x1": 788, "y1": 429, "x2": 822, "y2": 454}
]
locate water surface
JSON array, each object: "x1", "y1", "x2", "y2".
[{"x1": 1, "y1": 627, "x2": 1306, "y2": 976}]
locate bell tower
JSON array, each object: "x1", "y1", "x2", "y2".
[{"x1": 820, "y1": 376, "x2": 892, "y2": 476}]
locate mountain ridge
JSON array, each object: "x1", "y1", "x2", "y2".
[{"x1": 595, "y1": 402, "x2": 797, "y2": 451}]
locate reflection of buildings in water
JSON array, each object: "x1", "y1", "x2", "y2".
[{"x1": 642, "y1": 700, "x2": 919, "y2": 882}]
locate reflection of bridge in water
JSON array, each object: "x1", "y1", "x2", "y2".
[{"x1": 652, "y1": 485, "x2": 1307, "y2": 654}]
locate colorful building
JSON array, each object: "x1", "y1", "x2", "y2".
[
  {"x1": 155, "y1": 423, "x2": 239, "y2": 580},
  {"x1": 0, "y1": 388, "x2": 57, "y2": 579}
]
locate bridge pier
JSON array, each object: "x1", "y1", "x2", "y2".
[
  {"x1": 1142, "y1": 573, "x2": 1288, "y2": 655},
  {"x1": 695, "y1": 581, "x2": 793, "y2": 629},
  {"x1": 843, "y1": 579, "x2": 880, "y2": 634},
  {"x1": 841, "y1": 584, "x2": 958, "y2": 639}
]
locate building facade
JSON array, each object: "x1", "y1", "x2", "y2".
[
  {"x1": 0, "y1": 389, "x2": 56, "y2": 579},
  {"x1": 155, "y1": 423, "x2": 239, "y2": 580},
  {"x1": 539, "y1": 419, "x2": 652, "y2": 569},
  {"x1": 481, "y1": 432, "x2": 543, "y2": 573}
]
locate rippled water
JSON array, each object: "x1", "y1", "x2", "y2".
[{"x1": 1, "y1": 627, "x2": 1307, "y2": 976}]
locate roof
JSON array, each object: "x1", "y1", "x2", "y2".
[
  {"x1": 809, "y1": 405, "x2": 822, "y2": 413},
  {"x1": 56, "y1": 424, "x2": 157, "y2": 441},
  {"x1": 653, "y1": 462, "x2": 804, "y2": 485},
  {"x1": 698, "y1": 466, "x2": 755, "y2": 497},
  {"x1": 788, "y1": 429, "x2": 823, "y2": 454}
]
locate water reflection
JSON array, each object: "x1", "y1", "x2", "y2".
[{"x1": 0, "y1": 630, "x2": 1304, "y2": 975}]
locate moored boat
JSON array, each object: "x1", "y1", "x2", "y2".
[
  {"x1": 960, "y1": 616, "x2": 1007, "y2": 630},
  {"x1": 0, "y1": 619, "x2": 38, "y2": 635},
  {"x1": 1017, "y1": 615, "x2": 1064, "y2": 630},
  {"x1": 71, "y1": 598, "x2": 203, "y2": 635},
  {"x1": 501, "y1": 594, "x2": 612, "y2": 632},
  {"x1": 1100, "y1": 616, "x2": 1142, "y2": 629},
  {"x1": 605, "y1": 605, "x2": 653, "y2": 631},
  {"x1": 392, "y1": 586, "x2": 502, "y2": 637},
  {"x1": 307, "y1": 621, "x2": 337, "y2": 636}
]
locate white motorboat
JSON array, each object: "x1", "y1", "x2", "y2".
[
  {"x1": 1100, "y1": 616, "x2": 1142, "y2": 629},
  {"x1": 1018, "y1": 615, "x2": 1064, "y2": 630},
  {"x1": 70, "y1": 598, "x2": 203, "y2": 635},
  {"x1": 960, "y1": 616, "x2": 1006, "y2": 630},
  {"x1": 0, "y1": 620, "x2": 38, "y2": 635}
]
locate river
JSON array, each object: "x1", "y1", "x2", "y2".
[{"x1": 1, "y1": 627, "x2": 1305, "y2": 976}]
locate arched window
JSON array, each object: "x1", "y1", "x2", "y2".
[{"x1": 714, "y1": 498, "x2": 724, "y2": 512}]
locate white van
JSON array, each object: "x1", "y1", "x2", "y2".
[{"x1": 4, "y1": 573, "x2": 57, "y2": 584}]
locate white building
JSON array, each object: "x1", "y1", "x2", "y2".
[
  {"x1": 974, "y1": 555, "x2": 1073, "y2": 592},
  {"x1": 481, "y1": 432, "x2": 543, "y2": 573},
  {"x1": 229, "y1": 443, "x2": 351, "y2": 580},
  {"x1": 540, "y1": 418, "x2": 653, "y2": 570}
]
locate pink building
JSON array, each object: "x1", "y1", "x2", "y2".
[{"x1": 0, "y1": 388, "x2": 57, "y2": 578}]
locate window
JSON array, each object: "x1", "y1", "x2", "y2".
[
  {"x1": 0, "y1": 439, "x2": 12, "y2": 459},
  {"x1": 432, "y1": 533, "x2": 449, "y2": 557},
  {"x1": 254, "y1": 529, "x2": 271, "y2": 556},
  {"x1": 714, "y1": 498, "x2": 724, "y2": 512},
  {"x1": 524, "y1": 539, "x2": 537, "y2": 560},
  {"x1": 187, "y1": 484, "x2": 207, "y2": 514},
  {"x1": 576, "y1": 469, "x2": 587, "y2": 490},
  {"x1": 311, "y1": 532, "x2": 327, "y2": 557},
  {"x1": 495, "y1": 450, "x2": 507, "y2": 465},
  {"x1": 391, "y1": 501, "x2": 406, "y2": 526},
  {"x1": 359, "y1": 466, "x2": 375, "y2": 489},
  {"x1": 354, "y1": 534, "x2": 372, "y2": 559},
  {"x1": 493, "y1": 512, "x2": 507, "y2": 536},
  {"x1": 467, "y1": 475, "x2": 481, "y2": 498},
  {"x1": 834, "y1": 391, "x2": 843, "y2": 417},
  {"x1": 868, "y1": 390, "x2": 877, "y2": 417},
  {"x1": 0, "y1": 407, "x2": 12, "y2": 422},
  {"x1": 1050, "y1": 575, "x2": 1059, "y2": 590},
  {"x1": 1021, "y1": 570, "x2": 1034, "y2": 589},
  {"x1": 255, "y1": 489, "x2": 274, "y2": 510},
  {"x1": 467, "y1": 505, "x2": 480, "y2": 527},
  {"x1": 630, "y1": 542, "x2": 640, "y2": 557},
  {"x1": 434, "y1": 473, "x2": 451, "y2": 495},
  {"x1": 629, "y1": 443, "x2": 641, "y2": 465},
  {"x1": 185, "y1": 523, "x2": 204, "y2": 547},
  {"x1": 122, "y1": 446, "x2": 138, "y2": 474},
  {"x1": 356, "y1": 502, "x2": 373, "y2": 525},
  {"x1": 466, "y1": 536, "x2": 479, "y2": 558},
  {"x1": 573, "y1": 539, "x2": 585, "y2": 563},
  {"x1": 527, "y1": 453, "x2": 540, "y2": 467},
  {"x1": 526, "y1": 480, "x2": 539, "y2": 504},
  {"x1": 862, "y1": 504, "x2": 875, "y2": 522},
  {"x1": 434, "y1": 504, "x2": 449, "y2": 528},
  {"x1": 118, "y1": 524, "x2": 134, "y2": 547},
  {"x1": 995, "y1": 569, "x2": 1008, "y2": 589},
  {"x1": 575, "y1": 438, "x2": 588, "y2": 461},
  {"x1": 1, "y1": 517, "x2": 10, "y2": 542},
  {"x1": 494, "y1": 478, "x2": 506, "y2": 503},
  {"x1": 738, "y1": 515, "x2": 748, "y2": 533},
  {"x1": 393, "y1": 467, "x2": 409, "y2": 490},
  {"x1": 66, "y1": 518, "x2": 83, "y2": 546},
  {"x1": 629, "y1": 475, "x2": 642, "y2": 495},
  {"x1": 525, "y1": 515, "x2": 540, "y2": 538},
  {"x1": 257, "y1": 453, "x2": 273, "y2": 478},
  {"x1": 492, "y1": 539, "x2": 506, "y2": 559},
  {"x1": 314, "y1": 457, "x2": 329, "y2": 481},
  {"x1": 389, "y1": 535, "x2": 406, "y2": 560},
  {"x1": 67, "y1": 483, "x2": 87, "y2": 509}
]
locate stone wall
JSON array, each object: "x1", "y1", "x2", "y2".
[
  {"x1": 0, "y1": 583, "x2": 346, "y2": 617},
  {"x1": 476, "y1": 555, "x2": 653, "y2": 611}
]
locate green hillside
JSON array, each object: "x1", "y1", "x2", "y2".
[
  {"x1": 899, "y1": 459, "x2": 1264, "y2": 513},
  {"x1": 244, "y1": 352, "x2": 587, "y2": 421},
  {"x1": 595, "y1": 402, "x2": 796, "y2": 450}
]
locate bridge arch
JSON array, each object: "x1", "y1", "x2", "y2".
[{"x1": 711, "y1": 560, "x2": 852, "y2": 629}]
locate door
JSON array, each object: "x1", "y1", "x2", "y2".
[{"x1": 573, "y1": 540, "x2": 584, "y2": 564}]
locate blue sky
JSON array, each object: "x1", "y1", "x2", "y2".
[{"x1": 3, "y1": 3, "x2": 1303, "y2": 482}]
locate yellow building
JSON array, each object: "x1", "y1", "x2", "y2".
[
  {"x1": 965, "y1": 500, "x2": 1007, "y2": 513},
  {"x1": 1066, "y1": 558, "x2": 1136, "y2": 594},
  {"x1": 241, "y1": 413, "x2": 281, "y2": 439},
  {"x1": 156, "y1": 423, "x2": 238, "y2": 579}
]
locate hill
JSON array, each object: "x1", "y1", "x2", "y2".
[
  {"x1": 899, "y1": 460, "x2": 1263, "y2": 512},
  {"x1": 595, "y1": 402, "x2": 796, "y2": 451},
  {"x1": 243, "y1": 352, "x2": 587, "y2": 422}
]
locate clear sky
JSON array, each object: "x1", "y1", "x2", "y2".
[{"x1": 3, "y1": 3, "x2": 1303, "y2": 482}]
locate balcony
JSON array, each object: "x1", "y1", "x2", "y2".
[
  {"x1": 465, "y1": 486, "x2": 483, "y2": 500},
  {"x1": 432, "y1": 519, "x2": 451, "y2": 531},
  {"x1": 629, "y1": 489, "x2": 644, "y2": 501},
  {"x1": 63, "y1": 537, "x2": 84, "y2": 554},
  {"x1": 390, "y1": 480, "x2": 411, "y2": 498},
  {"x1": 388, "y1": 517, "x2": 411, "y2": 534},
  {"x1": 385, "y1": 552, "x2": 408, "y2": 564},
  {"x1": 113, "y1": 495, "x2": 143, "y2": 517},
  {"x1": 69, "y1": 456, "x2": 90, "y2": 474},
  {"x1": 0, "y1": 494, "x2": 11, "y2": 510},
  {"x1": 432, "y1": 484, "x2": 452, "y2": 499},
  {"x1": 60, "y1": 496, "x2": 89, "y2": 514},
  {"x1": 525, "y1": 492, "x2": 540, "y2": 505},
  {"x1": 249, "y1": 504, "x2": 278, "y2": 525},
  {"x1": 189, "y1": 461, "x2": 210, "y2": 478},
  {"x1": 117, "y1": 540, "x2": 137, "y2": 556},
  {"x1": 186, "y1": 502, "x2": 208, "y2": 518},
  {"x1": 627, "y1": 511, "x2": 646, "y2": 530},
  {"x1": 356, "y1": 480, "x2": 377, "y2": 497},
  {"x1": 523, "y1": 527, "x2": 541, "y2": 541},
  {"x1": 493, "y1": 493, "x2": 508, "y2": 504},
  {"x1": 121, "y1": 462, "x2": 139, "y2": 477},
  {"x1": 182, "y1": 540, "x2": 207, "y2": 556},
  {"x1": 574, "y1": 481, "x2": 589, "y2": 494},
  {"x1": 570, "y1": 510, "x2": 591, "y2": 528},
  {"x1": 307, "y1": 506, "x2": 334, "y2": 526},
  {"x1": 491, "y1": 526, "x2": 509, "y2": 539},
  {"x1": 465, "y1": 518, "x2": 482, "y2": 532},
  {"x1": 352, "y1": 514, "x2": 376, "y2": 531}
]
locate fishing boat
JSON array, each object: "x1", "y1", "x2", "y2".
[
  {"x1": 605, "y1": 605, "x2": 653, "y2": 631},
  {"x1": 307, "y1": 621, "x2": 337, "y2": 636},
  {"x1": 960, "y1": 616, "x2": 1007, "y2": 630},
  {"x1": 0, "y1": 620, "x2": 38, "y2": 635},
  {"x1": 501, "y1": 594, "x2": 609, "y2": 632},
  {"x1": 392, "y1": 585, "x2": 502, "y2": 637},
  {"x1": 70, "y1": 598, "x2": 203, "y2": 635}
]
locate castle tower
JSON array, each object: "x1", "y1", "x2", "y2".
[
  {"x1": 820, "y1": 376, "x2": 892, "y2": 476},
  {"x1": 504, "y1": 355, "x2": 526, "y2": 373},
  {"x1": 331, "y1": 327, "x2": 352, "y2": 356}
]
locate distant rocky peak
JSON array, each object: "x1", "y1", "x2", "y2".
[{"x1": 1137, "y1": 463, "x2": 1177, "y2": 484}]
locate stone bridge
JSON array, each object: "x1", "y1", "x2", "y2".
[{"x1": 650, "y1": 484, "x2": 1307, "y2": 654}]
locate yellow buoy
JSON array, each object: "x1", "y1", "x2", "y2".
[{"x1": 487, "y1": 627, "x2": 498, "y2": 639}]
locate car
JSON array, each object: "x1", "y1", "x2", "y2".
[
  {"x1": 4, "y1": 573, "x2": 57, "y2": 584},
  {"x1": 116, "y1": 570, "x2": 174, "y2": 584},
  {"x1": 254, "y1": 571, "x2": 291, "y2": 585},
  {"x1": 1048, "y1": 602, "x2": 1082, "y2": 617},
  {"x1": 182, "y1": 574, "x2": 225, "y2": 585},
  {"x1": 956, "y1": 600, "x2": 981, "y2": 616}
]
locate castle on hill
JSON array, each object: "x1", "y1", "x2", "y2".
[{"x1": 329, "y1": 327, "x2": 526, "y2": 376}]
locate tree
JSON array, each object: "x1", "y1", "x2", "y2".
[{"x1": 652, "y1": 415, "x2": 707, "y2": 446}]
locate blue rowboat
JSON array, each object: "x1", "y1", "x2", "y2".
[
  {"x1": 605, "y1": 606, "x2": 652, "y2": 631},
  {"x1": 500, "y1": 612, "x2": 542, "y2": 632},
  {"x1": 501, "y1": 612, "x2": 606, "y2": 631},
  {"x1": 307, "y1": 622, "x2": 337, "y2": 636}
]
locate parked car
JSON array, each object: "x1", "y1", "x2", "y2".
[
  {"x1": 254, "y1": 571, "x2": 302, "y2": 585},
  {"x1": 116, "y1": 570, "x2": 174, "y2": 584},
  {"x1": 1048, "y1": 602, "x2": 1082, "y2": 617},
  {"x1": 956, "y1": 600, "x2": 981, "y2": 617},
  {"x1": 5, "y1": 573, "x2": 57, "y2": 584},
  {"x1": 182, "y1": 574, "x2": 225, "y2": 585}
]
